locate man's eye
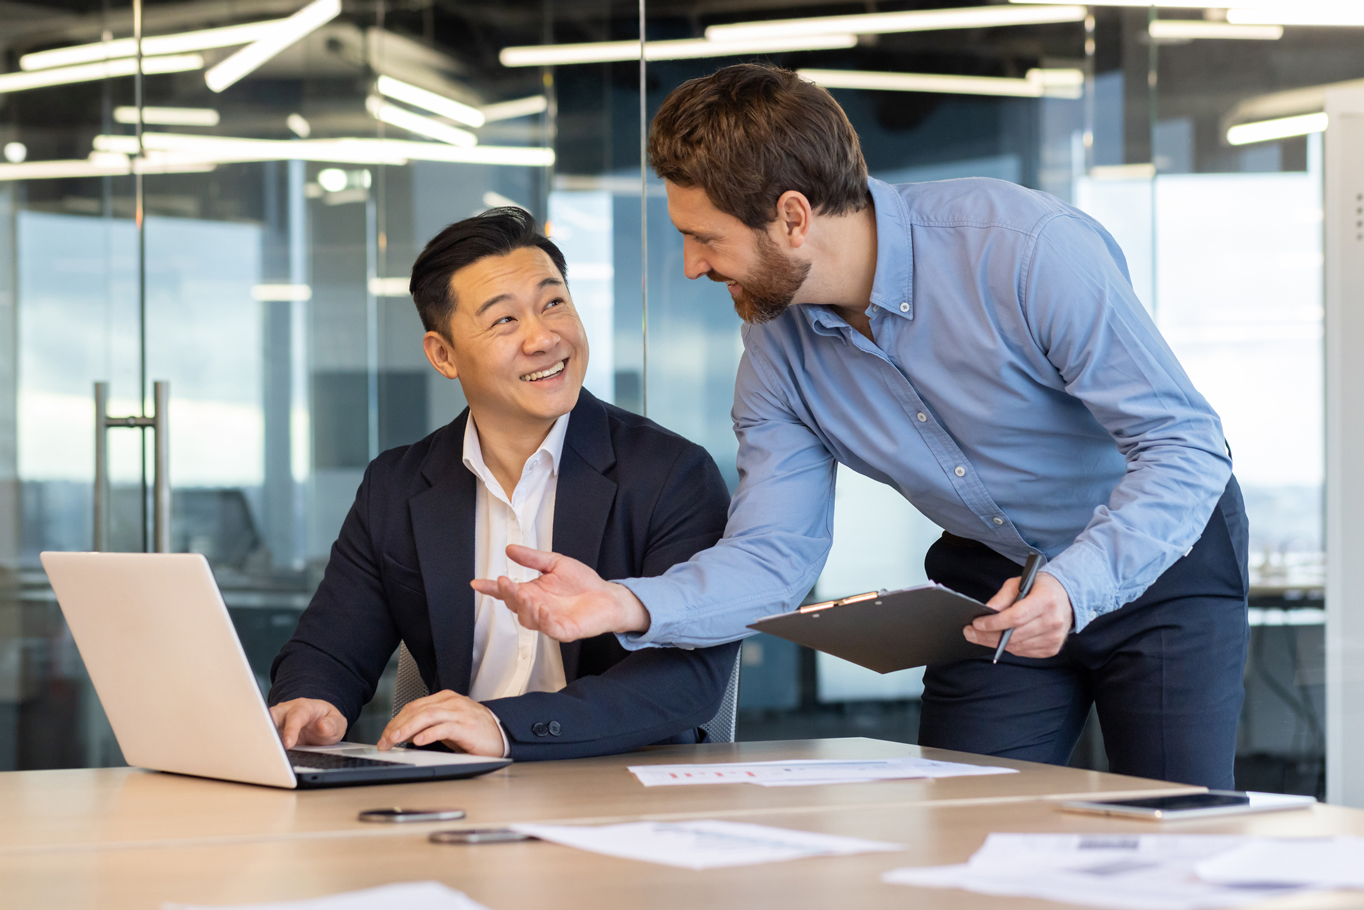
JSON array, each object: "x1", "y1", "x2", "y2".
[
  {"x1": 492, "y1": 316, "x2": 513, "y2": 326},
  {"x1": 545, "y1": 297, "x2": 564, "y2": 309}
]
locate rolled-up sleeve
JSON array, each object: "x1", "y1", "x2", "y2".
[
  {"x1": 1023, "y1": 213, "x2": 1232, "y2": 630},
  {"x1": 619, "y1": 344, "x2": 838, "y2": 649}
]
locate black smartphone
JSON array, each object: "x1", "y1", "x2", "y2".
[
  {"x1": 429, "y1": 828, "x2": 538, "y2": 844},
  {"x1": 357, "y1": 808, "x2": 467, "y2": 823}
]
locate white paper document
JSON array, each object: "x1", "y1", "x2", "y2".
[
  {"x1": 163, "y1": 881, "x2": 492, "y2": 910},
  {"x1": 509, "y1": 819, "x2": 902, "y2": 870},
  {"x1": 626, "y1": 756, "x2": 1017, "y2": 788},
  {"x1": 883, "y1": 834, "x2": 1305, "y2": 910},
  {"x1": 1195, "y1": 835, "x2": 1364, "y2": 889}
]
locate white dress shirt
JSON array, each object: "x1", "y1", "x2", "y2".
[{"x1": 463, "y1": 414, "x2": 570, "y2": 726}]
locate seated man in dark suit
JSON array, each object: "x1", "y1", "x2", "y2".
[{"x1": 268, "y1": 207, "x2": 738, "y2": 759}]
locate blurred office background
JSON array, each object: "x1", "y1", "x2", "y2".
[{"x1": 0, "y1": 0, "x2": 1350, "y2": 796}]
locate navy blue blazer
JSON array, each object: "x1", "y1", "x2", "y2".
[{"x1": 269, "y1": 390, "x2": 739, "y2": 760}]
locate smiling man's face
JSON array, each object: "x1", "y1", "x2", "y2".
[
  {"x1": 425, "y1": 245, "x2": 588, "y2": 428},
  {"x1": 666, "y1": 181, "x2": 811, "y2": 324}
]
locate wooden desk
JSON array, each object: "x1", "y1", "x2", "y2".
[
  {"x1": 0, "y1": 738, "x2": 1200, "y2": 855},
  {"x1": 5, "y1": 788, "x2": 1361, "y2": 909}
]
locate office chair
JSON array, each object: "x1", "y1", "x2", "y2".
[{"x1": 391, "y1": 642, "x2": 743, "y2": 744}]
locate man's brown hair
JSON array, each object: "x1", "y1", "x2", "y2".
[{"x1": 648, "y1": 64, "x2": 871, "y2": 229}]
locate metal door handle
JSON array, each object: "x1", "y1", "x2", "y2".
[{"x1": 93, "y1": 380, "x2": 170, "y2": 553}]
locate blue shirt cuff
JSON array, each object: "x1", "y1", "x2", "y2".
[
  {"x1": 613, "y1": 576, "x2": 693, "y2": 651},
  {"x1": 1042, "y1": 540, "x2": 1120, "y2": 632}
]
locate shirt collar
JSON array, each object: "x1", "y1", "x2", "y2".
[
  {"x1": 798, "y1": 177, "x2": 916, "y2": 338},
  {"x1": 866, "y1": 176, "x2": 915, "y2": 321},
  {"x1": 462, "y1": 410, "x2": 572, "y2": 490}
]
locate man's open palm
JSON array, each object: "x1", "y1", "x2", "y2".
[{"x1": 470, "y1": 545, "x2": 650, "y2": 642}]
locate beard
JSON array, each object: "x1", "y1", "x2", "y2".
[{"x1": 708, "y1": 229, "x2": 811, "y2": 325}]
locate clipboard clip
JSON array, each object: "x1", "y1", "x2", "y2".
[{"x1": 798, "y1": 591, "x2": 880, "y2": 614}]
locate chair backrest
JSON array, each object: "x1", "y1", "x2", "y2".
[
  {"x1": 391, "y1": 642, "x2": 429, "y2": 718},
  {"x1": 391, "y1": 642, "x2": 744, "y2": 744},
  {"x1": 699, "y1": 648, "x2": 743, "y2": 744}
]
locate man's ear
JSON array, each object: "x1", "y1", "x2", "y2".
[
  {"x1": 422, "y1": 330, "x2": 460, "y2": 380},
  {"x1": 773, "y1": 190, "x2": 813, "y2": 250}
]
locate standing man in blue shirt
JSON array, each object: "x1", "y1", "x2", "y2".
[{"x1": 473, "y1": 64, "x2": 1249, "y2": 789}]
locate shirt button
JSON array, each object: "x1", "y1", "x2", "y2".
[
  {"x1": 916, "y1": 412, "x2": 927, "y2": 422},
  {"x1": 899, "y1": 302, "x2": 910, "y2": 313},
  {"x1": 532, "y1": 722, "x2": 549, "y2": 737},
  {"x1": 548, "y1": 722, "x2": 561, "y2": 736},
  {"x1": 993, "y1": 517, "x2": 1004, "y2": 525},
  {"x1": 954, "y1": 466, "x2": 966, "y2": 477}
]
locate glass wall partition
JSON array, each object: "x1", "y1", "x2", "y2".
[{"x1": 0, "y1": 0, "x2": 634, "y2": 767}]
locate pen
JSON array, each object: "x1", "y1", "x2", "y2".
[{"x1": 993, "y1": 551, "x2": 1043, "y2": 665}]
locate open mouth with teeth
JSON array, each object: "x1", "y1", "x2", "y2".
[{"x1": 520, "y1": 359, "x2": 567, "y2": 382}]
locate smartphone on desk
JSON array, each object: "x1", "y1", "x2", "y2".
[
  {"x1": 430, "y1": 828, "x2": 538, "y2": 844},
  {"x1": 1059, "y1": 790, "x2": 1316, "y2": 821}
]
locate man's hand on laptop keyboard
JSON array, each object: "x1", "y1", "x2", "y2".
[
  {"x1": 377, "y1": 690, "x2": 505, "y2": 758},
  {"x1": 270, "y1": 698, "x2": 347, "y2": 749}
]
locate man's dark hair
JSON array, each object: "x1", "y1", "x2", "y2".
[
  {"x1": 648, "y1": 64, "x2": 871, "y2": 229},
  {"x1": 409, "y1": 206, "x2": 568, "y2": 336}
]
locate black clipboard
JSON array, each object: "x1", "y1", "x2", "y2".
[{"x1": 746, "y1": 585, "x2": 996, "y2": 673}]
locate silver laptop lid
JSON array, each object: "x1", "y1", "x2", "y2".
[{"x1": 40, "y1": 552, "x2": 297, "y2": 788}]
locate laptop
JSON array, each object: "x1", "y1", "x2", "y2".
[{"x1": 40, "y1": 551, "x2": 511, "y2": 789}]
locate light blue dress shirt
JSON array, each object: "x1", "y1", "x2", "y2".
[{"x1": 620, "y1": 176, "x2": 1231, "y2": 647}]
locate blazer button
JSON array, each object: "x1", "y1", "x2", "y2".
[
  {"x1": 548, "y1": 721, "x2": 561, "y2": 736},
  {"x1": 532, "y1": 722, "x2": 549, "y2": 737}
]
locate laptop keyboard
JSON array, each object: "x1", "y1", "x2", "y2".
[{"x1": 287, "y1": 749, "x2": 404, "y2": 771}]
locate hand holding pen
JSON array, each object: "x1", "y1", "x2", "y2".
[{"x1": 993, "y1": 552, "x2": 1043, "y2": 664}]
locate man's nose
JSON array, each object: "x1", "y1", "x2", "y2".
[
  {"x1": 682, "y1": 239, "x2": 708, "y2": 280},
  {"x1": 522, "y1": 313, "x2": 560, "y2": 351}
]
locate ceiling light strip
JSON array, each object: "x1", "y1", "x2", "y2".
[
  {"x1": 0, "y1": 54, "x2": 204, "y2": 95},
  {"x1": 365, "y1": 96, "x2": 477, "y2": 147},
  {"x1": 499, "y1": 33, "x2": 857, "y2": 68},
  {"x1": 480, "y1": 95, "x2": 549, "y2": 122},
  {"x1": 706, "y1": 5, "x2": 1085, "y2": 41},
  {"x1": 1227, "y1": 7, "x2": 1364, "y2": 27},
  {"x1": 20, "y1": 18, "x2": 289, "y2": 71},
  {"x1": 1149, "y1": 20, "x2": 1284, "y2": 39},
  {"x1": 376, "y1": 75, "x2": 485, "y2": 128},
  {"x1": 95, "y1": 132, "x2": 555, "y2": 167},
  {"x1": 799, "y1": 68, "x2": 1082, "y2": 99},
  {"x1": 1227, "y1": 112, "x2": 1328, "y2": 145},
  {"x1": 113, "y1": 106, "x2": 221, "y2": 126},
  {"x1": 205, "y1": 0, "x2": 342, "y2": 93}
]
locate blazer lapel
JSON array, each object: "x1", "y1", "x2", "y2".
[
  {"x1": 410, "y1": 411, "x2": 478, "y2": 695},
  {"x1": 553, "y1": 391, "x2": 618, "y2": 681}
]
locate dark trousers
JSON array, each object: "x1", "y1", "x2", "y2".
[{"x1": 918, "y1": 477, "x2": 1250, "y2": 789}]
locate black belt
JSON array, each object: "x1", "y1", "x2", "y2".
[{"x1": 939, "y1": 531, "x2": 992, "y2": 550}]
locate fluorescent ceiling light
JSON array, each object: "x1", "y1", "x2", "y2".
[
  {"x1": 1227, "y1": 112, "x2": 1328, "y2": 145},
  {"x1": 706, "y1": 5, "x2": 1085, "y2": 41},
  {"x1": 252, "y1": 284, "x2": 313, "y2": 301},
  {"x1": 287, "y1": 113, "x2": 311, "y2": 138},
  {"x1": 500, "y1": 34, "x2": 857, "y2": 67},
  {"x1": 1010, "y1": 0, "x2": 1214, "y2": 6},
  {"x1": 1227, "y1": 6, "x2": 1364, "y2": 26},
  {"x1": 376, "y1": 75, "x2": 484, "y2": 128},
  {"x1": 3, "y1": 142, "x2": 26, "y2": 163},
  {"x1": 114, "y1": 106, "x2": 221, "y2": 126},
  {"x1": 95, "y1": 131, "x2": 555, "y2": 167},
  {"x1": 0, "y1": 152, "x2": 216, "y2": 182},
  {"x1": 205, "y1": 0, "x2": 341, "y2": 93},
  {"x1": 368, "y1": 277, "x2": 410, "y2": 297},
  {"x1": 0, "y1": 55, "x2": 203, "y2": 95},
  {"x1": 799, "y1": 68, "x2": 1083, "y2": 99},
  {"x1": 481, "y1": 95, "x2": 549, "y2": 122},
  {"x1": 1149, "y1": 20, "x2": 1283, "y2": 39},
  {"x1": 20, "y1": 19, "x2": 290, "y2": 71},
  {"x1": 366, "y1": 96, "x2": 477, "y2": 147}
]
